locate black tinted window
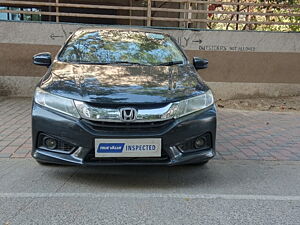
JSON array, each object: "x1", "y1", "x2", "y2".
[{"x1": 58, "y1": 30, "x2": 185, "y2": 65}]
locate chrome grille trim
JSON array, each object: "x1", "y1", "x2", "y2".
[
  {"x1": 74, "y1": 100, "x2": 178, "y2": 122},
  {"x1": 73, "y1": 91, "x2": 214, "y2": 122}
]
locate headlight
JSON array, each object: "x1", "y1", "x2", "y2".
[
  {"x1": 173, "y1": 89, "x2": 214, "y2": 118},
  {"x1": 34, "y1": 88, "x2": 80, "y2": 118}
]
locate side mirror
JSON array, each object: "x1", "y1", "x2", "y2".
[
  {"x1": 33, "y1": 52, "x2": 52, "y2": 67},
  {"x1": 193, "y1": 57, "x2": 208, "y2": 70}
]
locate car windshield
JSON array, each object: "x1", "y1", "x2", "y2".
[{"x1": 58, "y1": 30, "x2": 186, "y2": 66}]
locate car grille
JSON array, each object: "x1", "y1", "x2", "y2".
[{"x1": 80, "y1": 118, "x2": 175, "y2": 132}]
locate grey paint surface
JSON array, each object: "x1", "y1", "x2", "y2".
[
  {"x1": 0, "y1": 159, "x2": 300, "y2": 224},
  {"x1": 2, "y1": 76, "x2": 300, "y2": 99}
]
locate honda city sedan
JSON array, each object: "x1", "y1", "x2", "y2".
[{"x1": 31, "y1": 27, "x2": 217, "y2": 166}]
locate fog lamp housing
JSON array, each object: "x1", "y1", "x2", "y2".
[
  {"x1": 194, "y1": 137, "x2": 206, "y2": 149},
  {"x1": 43, "y1": 137, "x2": 57, "y2": 150},
  {"x1": 177, "y1": 133, "x2": 212, "y2": 153},
  {"x1": 38, "y1": 133, "x2": 77, "y2": 154}
]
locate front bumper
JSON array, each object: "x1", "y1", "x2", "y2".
[{"x1": 32, "y1": 103, "x2": 217, "y2": 166}]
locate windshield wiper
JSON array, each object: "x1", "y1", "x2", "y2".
[
  {"x1": 73, "y1": 61, "x2": 145, "y2": 65},
  {"x1": 76, "y1": 61, "x2": 110, "y2": 65},
  {"x1": 110, "y1": 61, "x2": 144, "y2": 65},
  {"x1": 157, "y1": 60, "x2": 183, "y2": 66}
]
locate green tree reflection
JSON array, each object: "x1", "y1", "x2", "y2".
[{"x1": 59, "y1": 30, "x2": 185, "y2": 65}]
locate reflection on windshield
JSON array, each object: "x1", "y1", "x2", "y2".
[{"x1": 58, "y1": 30, "x2": 186, "y2": 66}]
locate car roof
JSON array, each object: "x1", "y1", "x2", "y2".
[{"x1": 74, "y1": 26, "x2": 170, "y2": 36}]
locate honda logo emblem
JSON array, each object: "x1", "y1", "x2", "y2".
[{"x1": 120, "y1": 108, "x2": 137, "y2": 121}]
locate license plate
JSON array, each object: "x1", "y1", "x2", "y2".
[{"x1": 95, "y1": 138, "x2": 161, "y2": 157}]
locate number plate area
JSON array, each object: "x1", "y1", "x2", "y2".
[{"x1": 95, "y1": 139, "x2": 161, "y2": 157}]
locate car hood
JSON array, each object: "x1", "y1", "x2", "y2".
[{"x1": 40, "y1": 61, "x2": 209, "y2": 105}]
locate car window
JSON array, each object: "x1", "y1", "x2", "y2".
[{"x1": 58, "y1": 30, "x2": 186, "y2": 66}]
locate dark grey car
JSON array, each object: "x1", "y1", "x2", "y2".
[{"x1": 31, "y1": 27, "x2": 216, "y2": 166}]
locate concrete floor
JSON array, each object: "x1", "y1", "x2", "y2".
[
  {"x1": 0, "y1": 159, "x2": 299, "y2": 225},
  {"x1": 1, "y1": 98, "x2": 300, "y2": 224},
  {"x1": 1, "y1": 97, "x2": 300, "y2": 161}
]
